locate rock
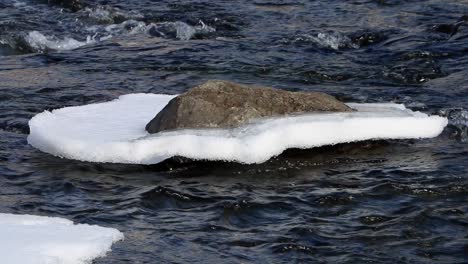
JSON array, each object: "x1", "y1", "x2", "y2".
[
  {"x1": 47, "y1": 0, "x2": 86, "y2": 12},
  {"x1": 146, "y1": 80, "x2": 353, "y2": 133},
  {"x1": 432, "y1": 15, "x2": 468, "y2": 37}
]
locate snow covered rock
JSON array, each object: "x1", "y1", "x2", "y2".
[
  {"x1": 145, "y1": 80, "x2": 352, "y2": 133},
  {"x1": 27, "y1": 93, "x2": 448, "y2": 164}
]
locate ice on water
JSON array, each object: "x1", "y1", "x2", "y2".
[
  {"x1": 27, "y1": 93, "x2": 448, "y2": 164},
  {"x1": 0, "y1": 213, "x2": 123, "y2": 264}
]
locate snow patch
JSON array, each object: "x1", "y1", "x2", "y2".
[
  {"x1": 27, "y1": 93, "x2": 448, "y2": 164},
  {"x1": 0, "y1": 213, "x2": 123, "y2": 264}
]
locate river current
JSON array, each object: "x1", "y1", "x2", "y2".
[{"x1": 0, "y1": 0, "x2": 467, "y2": 263}]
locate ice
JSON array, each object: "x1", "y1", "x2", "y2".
[
  {"x1": 0, "y1": 213, "x2": 123, "y2": 264},
  {"x1": 27, "y1": 93, "x2": 448, "y2": 164}
]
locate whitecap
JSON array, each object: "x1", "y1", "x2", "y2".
[
  {"x1": 88, "y1": 19, "x2": 215, "y2": 41},
  {"x1": 22, "y1": 20, "x2": 214, "y2": 54},
  {"x1": 24, "y1": 31, "x2": 95, "y2": 52},
  {"x1": 295, "y1": 32, "x2": 359, "y2": 50},
  {"x1": 103, "y1": 19, "x2": 147, "y2": 35},
  {"x1": 81, "y1": 6, "x2": 144, "y2": 24},
  {"x1": 27, "y1": 93, "x2": 448, "y2": 164},
  {"x1": 143, "y1": 20, "x2": 215, "y2": 40}
]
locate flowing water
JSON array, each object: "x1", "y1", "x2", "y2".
[{"x1": 1, "y1": 0, "x2": 467, "y2": 263}]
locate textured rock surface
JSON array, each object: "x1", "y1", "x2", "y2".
[{"x1": 146, "y1": 80, "x2": 352, "y2": 133}]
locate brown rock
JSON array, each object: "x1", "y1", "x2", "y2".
[{"x1": 146, "y1": 80, "x2": 352, "y2": 133}]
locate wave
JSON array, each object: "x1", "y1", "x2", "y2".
[
  {"x1": 1, "y1": 19, "x2": 215, "y2": 54},
  {"x1": 94, "y1": 19, "x2": 216, "y2": 41},
  {"x1": 290, "y1": 30, "x2": 386, "y2": 51},
  {"x1": 1, "y1": 2, "x2": 217, "y2": 54},
  {"x1": 439, "y1": 108, "x2": 468, "y2": 142},
  {"x1": 294, "y1": 32, "x2": 360, "y2": 50},
  {"x1": 24, "y1": 31, "x2": 95, "y2": 52},
  {"x1": 80, "y1": 6, "x2": 144, "y2": 24}
]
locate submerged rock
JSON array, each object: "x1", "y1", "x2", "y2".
[
  {"x1": 432, "y1": 15, "x2": 468, "y2": 37},
  {"x1": 47, "y1": 0, "x2": 87, "y2": 12},
  {"x1": 145, "y1": 80, "x2": 352, "y2": 133}
]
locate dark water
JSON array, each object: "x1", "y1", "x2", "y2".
[{"x1": 1, "y1": 0, "x2": 468, "y2": 263}]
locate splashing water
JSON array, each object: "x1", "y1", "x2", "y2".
[
  {"x1": 24, "y1": 31, "x2": 96, "y2": 52},
  {"x1": 439, "y1": 108, "x2": 468, "y2": 142},
  {"x1": 295, "y1": 32, "x2": 359, "y2": 50}
]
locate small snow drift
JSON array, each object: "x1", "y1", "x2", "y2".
[
  {"x1": 27, "y1": 93, "x2": 448, "y2": 164},
  {"x1": 0, "y1": 213, "x2": 123, "y2": 264}
]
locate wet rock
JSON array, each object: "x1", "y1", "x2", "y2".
[
  {"x1": 350, "y1": 31, "x2": 386, "y2": 47},
  {"x1": 432, "y1": 15, "x2": 468, "y2": 37},
  {"x1": 146, "y1": 80, "x2": 352, "y2": 133},
  {"x1": 47, "y1": 0, "x2": 87, "y2": 12},
  {"x1": 383, "y1": 59, "x2": 444, "y2": 84}
]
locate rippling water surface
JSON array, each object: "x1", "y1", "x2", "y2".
[{"x1": 1, "y1": 0, "x2": 467, "y2": 263}]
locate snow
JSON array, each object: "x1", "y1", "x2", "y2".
[
  {"x1": 0, "y1": 213, "x2": 123, "y2": 264},
  {"x1": 27, "y1": 93, "x2": 448, "y2": 164}
]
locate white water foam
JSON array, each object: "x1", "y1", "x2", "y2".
[
  {"x1": 27, "y1": 93, "x2": 447, "y2": 164},
  {"x1": 99, "y1": 20, "x2": 215, "y2": 40},
  {"x1": 24, "y1": 19, "x2": 214, "y2": 52},
  {"x1": 23, "y1": 20, "x2": 213, "y2": 53},
  {"x1": 296, "y1": 32, "x2": 359, "y2": 50},
  {"x1": 25, "y1": 31, "x2": 95, "y2": 52},
  {"x1": 0, "y1": 213, "x2": 123, "y2": 264},
  {"x1": 12, "y1": 0, "x2": 27, "y2": 8},
  {"x1": 81, "y1": 6, "x2": 144, "y2": 24}
]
